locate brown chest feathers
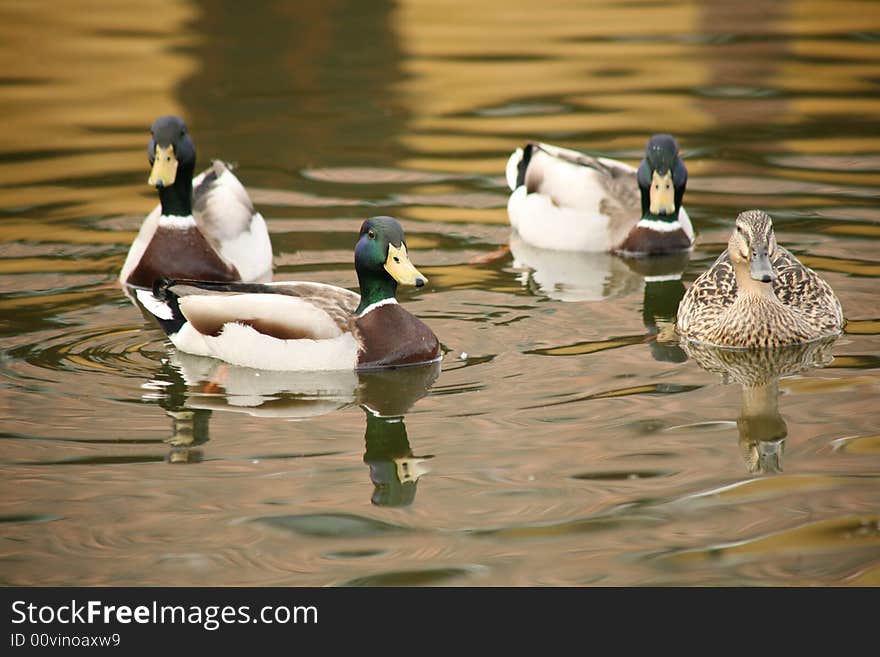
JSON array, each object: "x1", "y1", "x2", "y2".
[
  {"x1": 126, "y1": 226, "x2": 239, "y2": 288},
  {"x1": 616, "y1": 225, "x2": 691, "y2": 256},
  {"x1": 354, "y1": 303, "x2": 441, "y2": 370}
]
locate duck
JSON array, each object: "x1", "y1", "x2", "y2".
[
  {"x1": 119, "y1": 115, "x2": 273, "y2": 290},
  {"x1": 138, "y1": 216, "x2": 441, "y2": 371},
  {"x1": 675, "y1": 210, "x2": 844, "y2": 348},
  {"x1": 505, "y1": 134, "x2": 694, "y2": 255}
]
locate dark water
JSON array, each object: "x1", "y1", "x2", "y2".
[{"x1": 1, "y1": 0, "x2": 879, "y2": 586}]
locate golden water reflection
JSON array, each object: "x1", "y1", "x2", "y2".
[{"x1": 0, "y1": 0, "x2": 878, "y2": 586}]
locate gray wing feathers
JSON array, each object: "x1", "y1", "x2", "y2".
[
  {"x1": 273, "y1": 282, "x2": 360, "y2": 331},
  {"x1": 170, "y1": 281, "x2": 360, "y2": 335},
  {"x1": 525, "y1": 143, "x2": 640, "y2": 226},
  {"x1": 192, "y1": 161, "x2": 256, "y2": 249}
]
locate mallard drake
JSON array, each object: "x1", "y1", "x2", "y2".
[
  {"x1": 138, "y1": 216, "x2": 441, "y2": 371},
  {"x1": 119, "y1": 115, "x2": 273, "y2": 289},
  {"x1": 505, "y1": 134, "x2": 694, "y2": 255},
  {"x1": 676, "y1": 210, "x2": 844, "y2": 348}
]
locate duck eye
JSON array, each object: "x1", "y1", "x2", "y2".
[
  {"x1": 367, "y1": 229, "x2": 376, "y2": 239},
  {"x1": 393, "y1": 256, "x2": 400, "y2": 263}
]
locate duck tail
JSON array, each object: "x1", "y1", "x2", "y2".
[
  {"x1": 134, "y1": 277, "x2": 187, "y2": 336},
  {"x1": 506, "y1": 143, "x2": 535, "y2": 191}
]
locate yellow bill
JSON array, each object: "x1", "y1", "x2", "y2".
[
  {"x1": 649, "y1": 170, "x2": 676, "y2": 215},
  {"x1": 148, "y1": 144, "x2": 179, "y2": 187},
  {"x1": 385, "y1": 243, "x2": 427, "y2": 287}
]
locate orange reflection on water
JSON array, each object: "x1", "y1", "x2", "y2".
[{"x1": 0, "y1": 0, "x2": 200, "y2": 219}]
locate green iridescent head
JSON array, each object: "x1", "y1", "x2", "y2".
[{"x1": 354, "y1": 216, "x2": 427, "y2": 313}]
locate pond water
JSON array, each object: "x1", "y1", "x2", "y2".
[{"x1": 1, "y1": 0, "x2": 879, "y2": 586}]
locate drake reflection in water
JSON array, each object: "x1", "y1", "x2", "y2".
[
  {"x1": 621, "y1": 252, "x2": 690, "y2": 363},
  {"x1": 356, "y1": 365, "x2": 440, "y2": 506},
  {"x1": 143, "y1": 351, "x2": 440, "y2": 504},
  {"x1": 142, "y1": 357, "x2": 212, "y2": 464},
  {"x1": 682, "y1": 338, "x2": 836, "y2": 473},
  {"x1": 510, "y1": 240, "x2": 690, "y2": 362}
]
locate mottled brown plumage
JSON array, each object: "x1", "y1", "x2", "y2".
[{"x1": 676, "y1": 210, "x2": 844, "y2": 348}]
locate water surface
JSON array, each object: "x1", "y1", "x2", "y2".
[{"x1": 1, "y1": 0, "x2": 879, "y2": 586}]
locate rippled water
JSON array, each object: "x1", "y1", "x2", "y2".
[{"x1": 1, "y1": 0, "x2": 879, "y2": 586}]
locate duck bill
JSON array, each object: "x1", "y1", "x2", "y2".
[
  {"x1": 148, "y1": 145, "x2": 179, "y2": 187},
  {"x1": 384, "y1": 243, "x2": 427, "y2": 287},
  {"x1": 649, "y1": 170, "x2": 676, "y2": 215},
  {"x1": 750, "y1": 252, "x2": 777, "y2": 283}
]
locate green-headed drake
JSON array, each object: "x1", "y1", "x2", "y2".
[
  {"x1": 120, "y1": 115, "x2": 273, "y2": 290},
  {"x1": 676, "y1": 210, "x2": 844, "y2": 348},
  {"x1": 139, "y1": 216, "x2": 441, "y2": 371},
  {"x1": 505, "y1": 134, "x2": 694, "y2": 255}
]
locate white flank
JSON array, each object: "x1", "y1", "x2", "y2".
[
  {"x1": 201, "y1": 166, "x2": 273, "y2": 283},
  {"x1": 169, "y1": 322, "x2": 215, "y2": 358},
  {"x1": 505, "y1": 148, "x2": 524, "y2": 190},
  {"x1": 508, "y1": 187, "x2": 612, "y2": 252},
  {"x1": 528, "y1": 147, "x2": 615, "y2": 210},
  {"x1": 197, "y1": 323, "x2": 360, "y2": 371},
  {"x1": 359, "y1": 297, "x2": 398, "y2": 317},
  {"x1": 679, "y1": 207, "x2": 694, "y2": 241},
  {"x1": 217, "y1": 211, "x2": 273, "y2": 283},
  {"x1": 135, "y1": 288, "x2": 173, "y2": 320},
  {"x1": 505, "y1": 145, "x2": 634, "y2": 252}
]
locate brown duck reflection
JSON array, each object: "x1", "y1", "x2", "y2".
[
  {"x1": 682, "y1": 338, "x2": 837, "y2": 473},
  {"x1": 146, "y1": 352, "x2": 440, "y2": 504}
]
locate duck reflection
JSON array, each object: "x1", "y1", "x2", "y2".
[
  {"x1": 682, "y1": 338, "x2": 836, "y2": 473},
  {"x1": 622, "y1": 254, "x2": 690, "y2": 364},
  {"x1": 144, "y1": 351, "x2": 440, "y2": 503},
  {"x1": 358, "y1": 366, "x2": 440, "y2": 506},
  {"x1": 144, "y1": 357, "x2": 212, "y2": 464},
  {"x1": 511, "y1": 235, "x2": 689, "y2": 361}
]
